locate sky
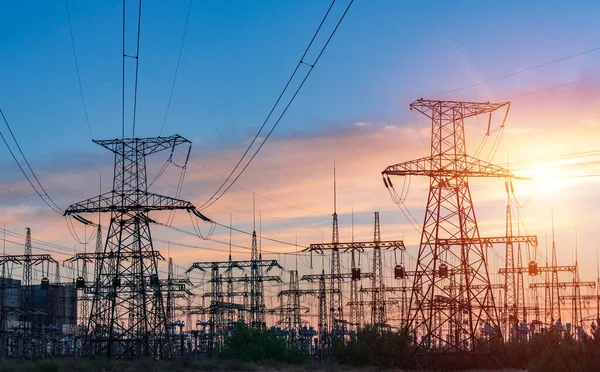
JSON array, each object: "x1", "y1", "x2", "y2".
[{"x1": 1, "y1": 0, "x2": 600, "y2": 320}]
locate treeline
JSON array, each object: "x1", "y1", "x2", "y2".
[
  {"x1": 216, "y1": 323, "x2": 307, "y2": 364},
  {"x1": 331, "y1": 324, "x2": 600, "y2": 371},
  {"x1": 217, "y1": 323, "x2": 600, "y2": 371}
]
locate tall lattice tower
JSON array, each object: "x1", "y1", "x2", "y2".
[
  {"x1": 504, "y1": 191, "x2": 517, "y2": 339},
  {"x1": 349, "y1": 249, "x2": 359, "y2": 329},
  {"x1": 249, "y1": 230, "x2": 265, "y2": 329},
  {"x1": 550, "y1": 219, "x2": 561, "y2": 324},
  {"x1": 285, "y1": 270, "x2": 301, "y2": 331},
  {"x1": 22, "y1": 228, "x2": 32, "y2": 335},
  {"x1": 372, "y1": 212, "x2": 385, "y2": 327},
  {"x1": 383, "y1": 99, "x2": 515, "y2": 355},
  {"x1": 65, "y1": 135, "x2": 211, "y2": 360},
  {"x1": 330, "y1": 163, "x2": 343, "y2": 336}
]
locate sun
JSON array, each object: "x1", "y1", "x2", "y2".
[{"x1": 528, "y1": 164, "x2": 563, "y2": 193}]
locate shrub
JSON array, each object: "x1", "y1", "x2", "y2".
[{"x1": 217, "y1": 323, "x2": 307, "y2": 364}]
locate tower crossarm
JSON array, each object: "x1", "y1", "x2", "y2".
[
  {"x1": 499, "y1": 265, "x2": 576, "y2": 274},
  {"x1": 529, "y1": 281, "x2": 596, "y2": 289},
  {"x1": 301, "y1": 272, "x2": 374, "y2": 282},
  {"x1": 93, "y1": 135, "x2": 190, "y2": 156},
  {"x1": 0, "y1": 254, "x2": 57, "y2": 265},
  {"x1": 202, "y1": 291, "x2": 248, "y2": 298},
  {"x1": 207, "y1": 275, "x2": 282, "y2": 283},
  {"x1": 410, "y1": 99, "x2": 510, "y2": 121},
  {"x1": 64, "y1": 191, "x2": 206, "y2": 216},
  {"x1": 360, "y1": 286, "x2": 416, "y2": 293},
  {"x1": 271, "y1": 305, "x2": 311, "y2": 313},
  {"x1": 302, "y1": 240, "x2": 404, "y2": 253},
  {"x1": 186, "y1": 259, "x2": 281, "y2": 273},
  {"x1": 560, "y1": 294, "x2": 600, "y2": 301},
  {"x1": 278, "y1": 289, "x2": 319, "y2": 297},
  {"x1": 64, "y1": 250, "x2": 164, "y2": 264},
  {"x1": 437, "y1": 235, "x2": 537, "y2": 249},
  {"x1": 348, "y1": 299, "x2": 400, "y2": 307},
  {"x1": 444, "y1": 283, "x2": 504, "y2": 291},
  {"x1": 382, "y1": 155, "x2": 525, "y2": 180}
]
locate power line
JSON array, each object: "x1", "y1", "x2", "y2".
[
  {"x1": 504, "y1": 149, "x2": 600, "y2": 168},
  {"x1": 506, "y1": 74, "x2": 600, "y2": 101},
  {"x1": 185, "y1": 153, "x2": 323, "y2": 217},
  {"x1": 427, "y1": 45, "x2": 600, "y2": 98},
  {"x1": 0, "y1": 110, "x2": 62, "y2": 215},
  {"x1": 159, "y1": 0, "x2": 193, "y2": 136},
  {"x1": 121, "y1": 0, "x2": 126, "y2": 140},
  {"x1": 65, "y1": 0, "x2": 93, "y2": 138},
  {"x1": 198, "y1": 0, "x2": 353, "y2": 211},
  {"x1": 131, "y1": 0, "x2": 143, "y2": 138}
]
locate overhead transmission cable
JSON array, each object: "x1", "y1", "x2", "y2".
[
  {"x1": 198, "y1": 0, "x2": 354, "y2": 211},
  {"x1": 0, "y1": 110, "x2": 62, "y2": 215},
  {"x1": 506, "y1": 74, "x2": 600, "y2": 101},
  {"x1": 427, "y1": 45, "x2": 600, "y2": 98},
  {"x1": 65, "y1": 0, "x2": 93, "y2": 138},
  {"x1": 159, "y1": 0, "x2": 193, "y2": 136},
  {"x1": 131, "y1": 0, "x2": 143, "y2": 138},
  {"x1": 121, "y1": 0, "x2": 126, "y2": 140},
  {"x1": 184, "y1": 152, "x2": 323, "y2": 217}
]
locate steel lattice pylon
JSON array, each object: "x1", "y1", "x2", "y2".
[
  {"x1": 64, "y1": 135, "x2": 210, "y2": 360},
  {"x1": 383, "y1": 99, "x2": 517, "y2": 356},
  {"x1": 371, "y1": 212, "x2": 385, "y2": 327}
]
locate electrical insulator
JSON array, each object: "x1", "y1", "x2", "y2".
[
  {"x1": 383, "y1": 177, "x2": 389, "y2": 188},
  {"x1": 394, "y1": 265, "x2": 405, "y2": 279},
  {"x1": 76, "y1": 276, "x2": 86, "y2": 289},
  {"x1": 528, "y1": 261, "x2": 538, "y2": 276},
  {"x1": 351, "y1": 268, "x2": 361, "y2": 281},
  {"x1": 438, "y1": 264, "x2": 448, "y2": 278},
  {"x1": 387, "y1": 176, "x2": 393, "y2": 188},
  {"x1": 150, "y1": 274, "x2": 160, "y2": 287},
  {"x1": 41, "y1": 277, "x2": 50, "y2": 290}
]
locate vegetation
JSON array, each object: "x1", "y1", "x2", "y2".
[
  {"x1": 216, "y1": 322, "x2": 307, "y2": 364},
  {"x1": 329, "y1": 323, "x2": 600, "y2": 371},
  {"x1": 10, "y1": 324, "x2": 600, "y2": 371}
]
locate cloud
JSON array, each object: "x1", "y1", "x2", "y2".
[{"x1": 1, "y1": 92, "x2": 600, "y2": 304}]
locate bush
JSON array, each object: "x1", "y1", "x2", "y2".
[
  {"x1": 217, "y1": 323, "x2": 307, "y2": 364},
  {"x1": 331, "y1": 325, "x2": 412, "y2": 369}
]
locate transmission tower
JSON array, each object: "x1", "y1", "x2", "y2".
[
  {"x1": 371, "y1": 212, "x2": 385, "y2": 328},
  {"x1": 349, "y1": 249, "x2": 360, "y2": 329},
  {"x1": 23, "y1": 227, "x2": 32, "y2": 337},
  {"x1": 330, "y1": 163, "x2": 343, "y2": 337},
  {"x1": 550, "y1": 218, "x2": 560, "y2": 324},
  {"x1": 167, "y1": 258, "x2": 175, "y2": 325},
  {"x1": 383, "y1": 99, "x2": 525, "y2": 356},
  {"x1": 64, "y1": 135, "x2": 211, "y2": 360},
  {"x1": 250, "y1": 230, "x2": 265, "y2": 329},
  {"x1": 503, "y1": 184, "x2": 518, "y2": 339}
]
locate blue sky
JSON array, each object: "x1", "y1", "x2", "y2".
[
  {"x1": 2, "y1": 1, "x2": 600, "y2": 313},
  {"x1": 1, "y1": 0, "x2": 599, "y2": 157}
]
